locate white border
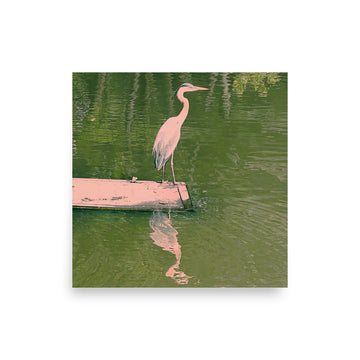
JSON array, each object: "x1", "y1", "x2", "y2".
[{"x1": 2, "y1": 1, "x2": 359, "y2": 359}]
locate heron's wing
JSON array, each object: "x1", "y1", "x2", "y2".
[{"x1": 153, "y1": 119, "x2": 181, "y2": 170}]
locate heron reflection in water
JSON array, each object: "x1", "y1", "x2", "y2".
[
  {"x1": 149, "y1": 210, "x2": 191, "y2": 285},
  {"x1": 153, "y1": 83, "x2": 208, "y2": 184}
]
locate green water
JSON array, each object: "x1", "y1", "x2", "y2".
[{"x1": 72, "y1": 72, "x2": 287, "y2": 287}]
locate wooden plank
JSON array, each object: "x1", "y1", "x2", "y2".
[
  {"x1": 72, "y1": 178, "x2": 192, "y2": 210},
  {"x1": 177, "y1": 182, "x2": 192, "y2": 210}
]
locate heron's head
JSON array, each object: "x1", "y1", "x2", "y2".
[
  {"x1": 177, "y1": 83, "x2": 208, "y2": 93},
  {"x1": 175, "y1": 83, "x2": 208, "y2": 100}
]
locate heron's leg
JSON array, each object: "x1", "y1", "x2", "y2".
[
  {"x1": 171, "y1": 153, "x2": 176, "y2": 184},
  {"x1": 162, "y1": 165, "x2": 165, "y2": 183}
]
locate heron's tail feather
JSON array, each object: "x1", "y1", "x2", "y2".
[{"x1": 153, "y1": 150, "x2": 166, "y2": 170}]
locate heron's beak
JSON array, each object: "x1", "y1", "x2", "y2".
[{"x1": 196, "y1": 86, "x2": 208, "y2": 91}]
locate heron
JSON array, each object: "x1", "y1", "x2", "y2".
[{"x1": 153, "y1": 83, "x2": 208, "y2": 184}]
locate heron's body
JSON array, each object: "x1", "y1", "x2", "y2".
[
  {"x1": 153, "y1": 83, "x2": 208, "y2": 184},
  {"x1": 153, "y1": 116, "x2": 182, "y2": 170}
]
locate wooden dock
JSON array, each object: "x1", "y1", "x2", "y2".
[{"x1": 72, "y1": 178, "x2": 192, "y2": 210}]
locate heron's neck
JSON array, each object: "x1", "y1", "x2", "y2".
[{"x1": 177, "y1": 92, "x2": 189, "y2": 126}]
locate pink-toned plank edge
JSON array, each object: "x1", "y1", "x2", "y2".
[{"x1": 72, "y1": 178, "x2": 192, "y2": 210}]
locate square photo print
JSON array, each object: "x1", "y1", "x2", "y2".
[{"x1": 72, "y1": 72, "x2": 287, "y2": 287}]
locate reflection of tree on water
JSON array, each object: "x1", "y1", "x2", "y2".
[
  {"x1": 149, "y1": 210, "x2": 191, "y2": 285},
  {"x1": 232, "y1": 72, "x2": 281, "y2": 97}
]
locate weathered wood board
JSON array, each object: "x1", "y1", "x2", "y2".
[{"x1": 72, "y1": 178, "x2": 192, "y2": 210}]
